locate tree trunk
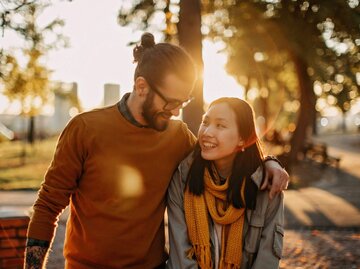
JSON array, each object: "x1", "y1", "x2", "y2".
[
  {"x1": 341, "y1": 112, "x2": 347, "y2": 133},
  {"x1": 178, "y1": 0, "x2": 204, "y2": 135},
  {"x1": 21, "y1": 115, "x2": 27, "y2": 165},
  {"x1": 27, "y1": 116, "x2": 35, "y2": 144},
  {"x1": 288, "y1": 54, "x2": 316, "y2": 165},
  {"x1": 313, "y1": 111, "x2": 318, "y2": 136}
]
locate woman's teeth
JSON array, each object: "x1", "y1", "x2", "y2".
[{"x1": 203, "y1": 142, "x2": 216, "y2": 149}]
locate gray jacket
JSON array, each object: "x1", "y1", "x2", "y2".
[{"x1": 166, "y1": 153, "x2": 284, "y2": 269}]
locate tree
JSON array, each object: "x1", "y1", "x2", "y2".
[
  {"x1": 178, "y1": 0, "x2": 203, "y2": 133},
  {"x1": 0, "y1": 1, "x2": 67, "y2": 144},
  {"x1": 118, "y1": 0, "x2": 204, "y2": 134},
  {"x1": 1, "y1": 1, "x2": 37, "y2": 79},
  {"x1": 2, "y1": 50, "x2": 51, "y2": 143},
  {"x1": 120, "y1": 0, "x2": 360, "y2": 166},
  {"x1": 202, "y1": 0, "x2": 359, "y2": 165}
]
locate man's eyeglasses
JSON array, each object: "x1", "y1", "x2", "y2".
[{"x1": 147, "y1": 81, "x2": 194, "y2": 111}]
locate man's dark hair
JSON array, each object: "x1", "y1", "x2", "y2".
[{"x1": 133, "y1": 33, "x2": 197, "y2": 87}]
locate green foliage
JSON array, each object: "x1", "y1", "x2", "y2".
[
  {"x1": 2, "y1": 49, "x2": 51, "y2": 116},
  {"x1": 202, "y1": 0, "x2": 360, "y2": 115},
  {"x1": 0, "y1": 1, "x2": 68, "y2": 144},
  {"x1": 0, "y1": 1, "x2": 68, "y2": 111},
  {"x1": 118, "y1": 0, "x2": 359, "y2": 118},
  {"x1": 116, "y1": 0, "x2": 359, "y2": 163},
  {"x1": 118, "y1": 0, "x2": 179, "y2": 42}
]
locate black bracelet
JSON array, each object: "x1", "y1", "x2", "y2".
[
  {"x1": 263, "y1": 155, "x2": 285, "y2": 168},
  {"x1": 26, "y1": 238, "x2": 50, "y2": 248}
]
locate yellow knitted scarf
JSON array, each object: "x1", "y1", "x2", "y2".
[{"x1": 184, "y1": 166, "x2": 246, "y2": 269}]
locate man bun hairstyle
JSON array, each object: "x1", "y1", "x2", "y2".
[
  {"x1": 133, "y1": 33, "x2": 156, "y2": 63},
  {"x1": 133, "y1": 32, "x2": 196, "y2": 88}
]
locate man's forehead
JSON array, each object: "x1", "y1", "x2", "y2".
[
  {"x1": 161, "y1": 73, "x2": 194, "y2": 96},
  {"x1": 163, "y1": 73, "x2": 193, "y2": 87}
]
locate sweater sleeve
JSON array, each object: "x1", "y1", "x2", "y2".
[
  {"x1": 166, "y1": 163, "x2": 198, "y2": 269},
  {"x1": 27, "y1": 115, "x2": 87, "y2": 241}
]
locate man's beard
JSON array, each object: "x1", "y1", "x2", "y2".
[{"x1": 142, "y1": 92, "x2": 172, "y2": 132}]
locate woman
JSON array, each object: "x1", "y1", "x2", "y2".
[{"x1": 167, "y1": 97, "x2": 284, "y2": 269}]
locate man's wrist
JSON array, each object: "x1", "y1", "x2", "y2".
[
  {"x1": 25, "y1": 244, "x2": 49, "y2": 269},
  {"x1": 26, "y1": 238, "x2": 50, "y2": 248}
]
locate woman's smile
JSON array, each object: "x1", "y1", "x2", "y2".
[{"x1": 201, "y1": 140, "x2": 218, "y2": 150}]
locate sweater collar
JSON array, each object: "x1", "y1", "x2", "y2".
[{"x1": 118, "y1": 93, "x2": 148, "y2": 128}]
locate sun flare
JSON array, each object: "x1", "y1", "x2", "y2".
[{"x1": 203, "y1": 40, "x2": 244, "y2": 107}]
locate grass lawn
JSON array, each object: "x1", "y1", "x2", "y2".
[{"x1": 0, "y1": 137, "x2": 57, "y2": 190}]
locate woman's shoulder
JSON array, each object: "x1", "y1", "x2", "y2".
[
  {"x1": 168, "y1": 151, "x2": 195, "y2": 198},
  {"x1": 178, "y1": 151, "x2": 195, "y2": 174},
  {"x1": 246, "y1": 190, "x2": 284, "y2": 227},
  {"x1": 252, "y1": 189, "x2": 284, "y2": 215},
  {"x1": 256, "y1": 189, "x2": 284, "y2": 204}
]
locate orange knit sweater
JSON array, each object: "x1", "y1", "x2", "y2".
[{"x1": 27, "y1": 104, "x2": 196, "y2": 268}]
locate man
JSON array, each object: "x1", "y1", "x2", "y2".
[{"x1": 25, "y1": 33, "x2": 288, "y2": 269}]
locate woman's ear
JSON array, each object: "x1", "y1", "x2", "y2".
[
  {"x1": 134, "y1": 76, "x2": 150, "y2": 97},
  {"x1": 237, "y1": 139, "x2": 245, "y2": 152}
]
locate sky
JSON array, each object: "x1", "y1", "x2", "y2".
[{"x1": 0, "y1": 0, "x2": 244, "y2": 114}]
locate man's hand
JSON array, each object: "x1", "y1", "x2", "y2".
[
  {"x1": 24, "y1": 246, "x2": 48, "y2": 269},
  {"x1": 261, "y1": 160, "x2": 289, "y2": 199}
]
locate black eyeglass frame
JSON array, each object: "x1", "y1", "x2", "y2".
[{"x1": 146, "y1": 80, "x2": 194, "y2": 111}]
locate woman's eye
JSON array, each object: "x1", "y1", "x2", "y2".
[
  {"x1": 201, "y1": 120, "x2": 209, "y2": 126},
  {"x1": 217, "y1": 124, "x2": 226, "y2": 128}
]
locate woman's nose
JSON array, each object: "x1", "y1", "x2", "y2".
[
  {"x1": 170, "y1": 107, "x2": 181, "y2": 117},
  {"x1": 202, "y1": 125, "x2": 214, "y2": 137}
]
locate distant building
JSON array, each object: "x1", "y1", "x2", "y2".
[
  {"x1": 104, "y1": 84, "x2": 120, "y2": 106},
  {"x1": 0, "y1": 82, "x2": 125, "y2": 139},
  {"x1": 53, "y1": 82, "x2": 78, "y2": 133},
  {"x1": 0, "y1": 82, "x2": 79, "y2": 139}
]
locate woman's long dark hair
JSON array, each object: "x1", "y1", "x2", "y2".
[{"x1": 187, "y1": 98, "x2": 264, "y2": 210}]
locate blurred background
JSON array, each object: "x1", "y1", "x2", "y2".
[{"x1": 0, "y1": 0, "x2": 359, "y2": 268}]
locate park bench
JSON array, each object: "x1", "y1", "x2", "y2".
[{"x1": 302, "y1": 141, "x2": 341, "y2": 168}]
